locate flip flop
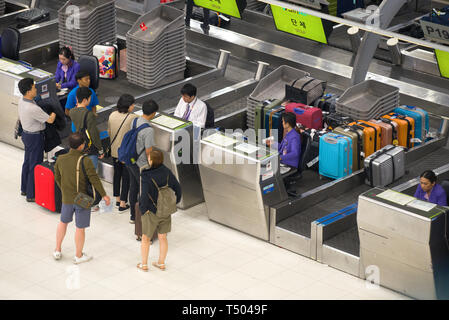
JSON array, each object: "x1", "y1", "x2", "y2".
[
  {"x1": 137, "y1": 263, "x2": 148, "y2": 272},
  {"x1": 152, "y1": 262, "x2": 166, "y2": 271}
]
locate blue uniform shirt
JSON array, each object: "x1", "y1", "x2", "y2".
[
  {"x1": 65, "y1": 85, "x2": 99, "y2": 132},
  {"x1": 277, "y1": 129, "x2": 301, "y2": 168}
]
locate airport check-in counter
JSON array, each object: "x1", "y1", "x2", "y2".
[
  {"x1": 199, "y1": 131, "x2": 288, "y2": 240},
  {"x1": 0, "y1": 57, "x2": 57, "y2": 149},
  {"x1": 148, "y1": 112, "x2": 204, "y2": 210},
  {"x1": 357, "y1": 188, "x2": 449, "y2": 300}
]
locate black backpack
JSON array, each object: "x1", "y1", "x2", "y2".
[{"x1": 205, "y1": 102, "x2": 215, "y2": 129}]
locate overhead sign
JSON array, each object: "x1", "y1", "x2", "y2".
[
  {"x1": 271, "y1": 4, "x2": 329, "y2": 44},
  {"x1": 435, "y1": 49, "x2": 449, "y2": 79},
  {"x1": 193, "y1": 0, "x2": 243, "y2": 19}
]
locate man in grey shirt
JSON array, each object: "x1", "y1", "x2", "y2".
[
  {"x1": 18, "y1": 78, "x2": 56, "y2": 201},
  {"x1": 127, "y1": 100, "x2": 157, "y2": 228}
]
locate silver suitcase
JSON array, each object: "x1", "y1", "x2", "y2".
[{"x1": 364, "y1": 145, "x2": 405, "y2": 187}]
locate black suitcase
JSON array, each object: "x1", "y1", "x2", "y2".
[
  {"x1": 303, "y1": 129, "x2": 328, "y2": 171},
  {"x1": 324, "y1": 113, "x2": 353, "y2": 130}
]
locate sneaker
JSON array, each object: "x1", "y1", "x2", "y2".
[
  {"x1": 129, "y1": 219, "x2": 135, "y2": 224},
  {"x1": 53, "y1": 251, "x2": 62, "y2": 260},
  {"x1": 118, "y1": 204, "x2": 130, "y2": 212},
  {"x1": 73, "y1": 253, "x2": 93, "y2": 264},
  {"x1": 21, "y1": 192, "x2": 26, "y2": 196},
  {"x1": 26, "y1": 198, "x2": 35, "y2": 202}
]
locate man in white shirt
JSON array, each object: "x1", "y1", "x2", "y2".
[{"x1": 173, "y1": 83, "x2": 207, "y2": 128}]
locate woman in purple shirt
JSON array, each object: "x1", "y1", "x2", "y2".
[
  {"x1": 268, "y1": 112, "x2": 302, "y2": 168},
  {"x1": 55, "y1": 46, "x2": 80, "y2": 91},
  {"x1": 414, "y1": 170, "x2": 448, "y2": 206}
]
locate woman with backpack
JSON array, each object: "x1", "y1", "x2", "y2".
[
  {"x1": 107, "y1": 94, "x2": 138, "y2": 211},
  {"x1": 137, "y1": 150, "x2": 182, "y2": 272}
]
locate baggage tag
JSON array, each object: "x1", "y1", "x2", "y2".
[
  {"x1": 307, "y1": 156, "x2": 319, "y2": 168},
  {"x1": 392, "y1": 139, "x2": 399, "y2": 146},
  {"x1": 410, "y1": 138, "x2": 422, "y2": 144},
  {"x1": 426, "y1": 131, "x2": 437, "y2": 138}
]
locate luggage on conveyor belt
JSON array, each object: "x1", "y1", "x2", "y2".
[
  {"x1": 304, "y1": 129, "x2": 328, "y2": 171},
  {"x1": 313, "y1": 93, "x2": 339, "y2": 114},
  {"x1": 381, "y1": 113, "x2": 415, "y2": 149},
  {"x1": 364, "y1": 145, "x2": 405, "y2": 187},
  {"x1": 333, "y1": 125, "x2": 363, "y2": 172},
  {"x1": 254, "y1": 99, "x2": 282, "y2": 136},
  {"x1": 285, "y1": 102, "x2": 323, "y2": 130},
  {"x1": 285, "y1": 76, "x2": 326, "y2": 106},
  {"x1": 369, "y1": 118, "x2": 399, "y2": 147},
  {"x1": 93, "y1": 42, "x2": 119, "y2": 79},
  {"x1": 393, "y1": 105, "x2": 429, "y2": 145},
  {"x1": 265, "y1": 107, "x2": 284, "y2": 143},
  {"x1": 348, "y1": 120, "x2": 382, "y2": 157},
  {"x1": 34, "y1": 161, "x2": 62, "y2": 213},
  {"x1": 319, "y1": 133, "x2": 353, "y2": 180},
  {"x1": 324, "y1": 113, "x2": 353, "y2": 130},
  {"x1": 16, "y1": 8, "x2": 50, "y2": 28}
]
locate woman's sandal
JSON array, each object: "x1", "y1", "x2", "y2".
[
  {"x1": 152, "y1": 262, "x2": 166, "y2": 271},
  {"x1": 137, "y1": 263, "x2": 148, "y2": 272}
]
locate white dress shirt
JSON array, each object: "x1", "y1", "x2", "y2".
[{"x1": 173, "y1": 97, "x2": 207, "y2": 128}]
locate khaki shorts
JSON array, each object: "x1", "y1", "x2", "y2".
[{"x1": 141, "y1": 211, "x2": 171, "y2": 237}]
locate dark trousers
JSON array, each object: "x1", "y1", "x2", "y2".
[
  {"x1": 127, "y1": 163, "x2": 140, "y2": 221},
  {"x1": 113, "y1": 157, "x2": 130, "y2": 202},
  {"x1": 21, "y1": 132, "x2": 44, "y2": 199}
]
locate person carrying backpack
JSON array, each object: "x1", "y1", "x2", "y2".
[
  {"x1": 137, "y1": 149, "x2": 181, "y2": 272},
  {"x1": 118, "y1": 100, "x2": 158, "y2": 225}
]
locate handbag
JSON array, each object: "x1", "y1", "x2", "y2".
[
  {"x1": 285, "y1": 76, "x2": 326, "y2": 105},
  {"x1": 74, "y1": 155, "x2": 102, "y2": 209}
]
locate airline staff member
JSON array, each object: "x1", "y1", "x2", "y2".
[
  {"x1": 414, "y1": 170, "x2": 448, "y2": 206},
  {"x1": 55, "y1": 46, "x2": 80, "y2": 91},
  {"x1": 267, "y1": 112, "x2": 302, "y2": 168},
  {"x1": 173, "y1": 83, "x2": 207, "y2": 128},
  {"x1": 18, "y1": 78, "x2": 56, "y2": 202}
]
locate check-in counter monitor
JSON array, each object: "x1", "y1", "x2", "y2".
[
  {"x1": 0, "y1": 57, "x2": 57, "y2": 149},
  {"x1": 358, "y1": 188, "x2": 449, "y2": 299},
  {"x1": 199, "y1": 131, "x2": 288, "y2": 240},
  {"x1": 148, "y1": 113, "x2": 204, "y2": 209}
]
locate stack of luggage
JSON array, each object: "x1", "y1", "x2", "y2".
[
  {"x1": 58, "y1": 0, "x2": 117, "y2": 59},
  {"x1": 247, "y1": 65, "x2": 309, "y2": 130},
  {"x1": 126, "y1": 5, "x2": 186, "y2": 89},
  {"x1": 336, "y1": 80, "x2": 400, "y2": 120}
]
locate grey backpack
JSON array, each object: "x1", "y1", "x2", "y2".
[{"x1": 148, "y1": 176, "x2": 177, "y2": 218}]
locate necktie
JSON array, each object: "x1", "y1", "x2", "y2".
[{"x1": 182, "y1": 104, "x2": 191, "y2": 120}]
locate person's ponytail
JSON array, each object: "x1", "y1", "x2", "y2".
[{"x1": 59, "y1": 46, "x2": 75, "y2": 61}]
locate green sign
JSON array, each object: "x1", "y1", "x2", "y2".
[
  {"x1": 193, "y1": 0, "x2": 242, "y2": 19},
  {"x1": 435, "y1": 49, "x2": 449, "y2": 79},
  {"x1": 271, "y1": 4, "x2": 328, "y2": 44}
]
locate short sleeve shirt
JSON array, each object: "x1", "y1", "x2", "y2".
[
  {"x1": 131, "y1": 117, "x2": 155, "y2": 168},
  {"x1": 18, "y1": 98, "x2": 49, "y2": 132},
  {"x1": 65, "y1": 85, "x2": 99, "y2": 111}
]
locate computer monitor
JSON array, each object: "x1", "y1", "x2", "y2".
[
  {"x1": 270, "y1": 4, "x2": 332, "y2": 44},
  {"x1": 193, "y1": 0, "x2": 246, "y2": 19},
  {"x1": 435, "y1": 49, "x2": 449, "y2": 79}
]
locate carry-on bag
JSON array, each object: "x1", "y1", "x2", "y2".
[
  {"x1": 34, "y1": 162, "x2": 62, "y2": 213},
  {"x1": 348, "y1": 120, "x2": 381, "y2": 157},
  {"x1": 285, "y1": 102, "x2": 323, "y2": 130},
  {"x1": 324, "y1": 113, "x2": 353, "y2": 130},
  {"x1": 381, "y1": 113, "x2": 415, "y2": 149},
  {"x1": 313, "y1": 93, "x2": 339, "y2": 113},
  {"x1": 364, "y1": 145, "x2": 405, "y2": 187},
  {"x1": 333, "y1": 125, "x2": 363, "y2": 172},
  {"x1": 393, "y1": 105, "x2": 429, "y2": 145},
  {"x1": 93, "y1": 42, "x2": 119, "y2": 79},
  {"x1": 319, "y1": 133, "x2": 353, "y2": 180},
  {"x1": 285, "y1": 76, "x2": 326, "y2": 105},
  {"x1": 265, "y1": 107, "x2": 285, "y2": 143}
]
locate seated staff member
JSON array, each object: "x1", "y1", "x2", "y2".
[
  {"x1": 55, "y1": 46, "x2": 80, "y2": 91},
  {"x1": 18, "y1": 78, "x2": 56, "y2": 202},
  {"x1": 65, "y1": 71, "x2": 99, "y2": 132},
  {"x1": 173, "y1": 83, "x2": 207, "y2": 128},
  {"x1": 414, "y1": 170, "x2": 448, "y2": 206},
  {"x1": 267, "y1": 112, "x2": 302, "y2": 168}
]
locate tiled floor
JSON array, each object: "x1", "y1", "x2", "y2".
[{"x1": 0, "y1": 142, "x2": 411, "y2": 300}]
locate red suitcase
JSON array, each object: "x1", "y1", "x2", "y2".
[
  {"x1": 285, "y1": 102, "x2": 323, "y2": 130},
  {"x1": 34, "y1": 162, "x2": 62, "y2": 213}
]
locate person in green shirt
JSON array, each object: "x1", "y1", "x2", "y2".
[{"x1": 53, "y1": 132, "x2": 111, "y2": 264}]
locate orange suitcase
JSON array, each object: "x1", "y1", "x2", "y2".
[
  {"x1": 381, "y1": 113, "x2": 415, "y2": 149},
  {"x1": 348, "y1": 120, "x2": 381, "y2": 157}
]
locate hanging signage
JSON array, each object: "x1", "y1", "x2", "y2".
[
  {"x1": 193, "y1": 0, "x2": 245, "y2": 19},
  {"x1": 435, "y1": 49, "x2": 449, "y2": 79}
]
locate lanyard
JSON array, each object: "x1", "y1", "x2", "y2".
[{"x1": 183, "y1": 98, "x2": 197, "y2": 120}]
